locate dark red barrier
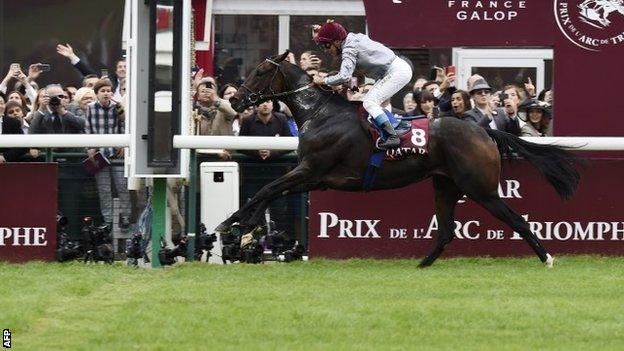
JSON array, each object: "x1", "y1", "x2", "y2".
[
  {"x1": 0, "y1": 163, "x2": 58, "y2": 262},
  {"x1": 309, "y1": 159, "x2": 624, "y2": 258}
]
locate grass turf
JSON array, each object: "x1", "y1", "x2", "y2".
[{"x1": 1, "y1": 256, "x2": 623, "y2": 351}]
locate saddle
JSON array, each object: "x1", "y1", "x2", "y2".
[{"x1": 356, "y1": 104, "x2": 430, "y2": 161}]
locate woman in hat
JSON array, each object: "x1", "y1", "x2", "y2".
[
  {"x1": 311, "y1": 20, "x2": 412, "y2": 149},
  {"x1": 520, "y1": 99, "x2": 552, "y2": 137}
]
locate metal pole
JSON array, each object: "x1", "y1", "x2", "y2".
[
  {"x1": 186, "y1": 149, "x2": 197, "y2": 261},
  {"x1": 45, "y1": 148, "x2": 53, "y2": 162},
  {"x1": 151, "y1": 178, "x2": 166, "y2": 268}
]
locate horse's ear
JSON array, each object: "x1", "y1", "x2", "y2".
[{"x1": 276, "y1": 50, "x2": 290, "y2": 63}]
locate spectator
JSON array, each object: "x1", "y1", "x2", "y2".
[
  {"x1": 403, "y1": 92, "x2": 417, "y2": 115},
  {"x1": 56, "y1": 43, "x2": 126, "y2": 96},
  {"x1": 502, "y1": 84, "x2": 526, "y2": 121},
  {"x1": 437, "y1": 72, "x2": 458, "y2": 115},
  {"x1": 422, "y1": 81, "x2": 440, "y2": 96},
  {"x1": 5, "y1": 101, "x2": 29, "y2": 134},
  {"x1": 519, "y1": 100, "x2": 553, "y2": 137},
  {"x1": 299, "y1": 51, "x2": 322, "y2": 71},
  {"x1": 415, "y1": 90, "x2": 436, "y2": 119},
  {"x1": 7, "y1": 91, "x2": 29, "y2": 110},
  {"x1": 68, "y1": 87, "x2": 96, "y2": 119},
  {"x1": 86, "y1": 78, "x2": 130, "y2": 228},
  {"x1": 449, "y1": 90, "x2": 471, "y2": 118},
  {"x1": 1, "y1": 65, "x2": 38, "y2": 108},
  {"x1": 82, "y1": 74, "x2": 99, "y2": 88},
  {"x1": 464, "y1": 79, "x2": 520, "y2": 135},
  {"x1": 413, "y1": 77, "x2": 427, "y2": 92},
  {"x1": 239, "y1": 100, "x2": 292, "y2": 161},
  {"x1": 0, "y1": 94, "x2": 27, "y2": 163},
  {"x1": 4, "y1": 101, "x2": 41, "y2": 161},
  {"x1": 194, "y1": 79, "x2": 237, "y2": 136},
  {"x1": 26, "y1": 88, "x2": 49, "y2": 123},
  {"x1": 538, "y1": 89, "x2": 553, "y2": 104},
  {"x1": 30, "y1": 84, "x2": 86, "y2": 134},
  {"x1": 233, "y1": 106, "x2": 255, "y2": 136}
]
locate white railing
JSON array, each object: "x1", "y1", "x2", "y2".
[
  {"x1": 0, "y1": 134, "x2": 130, "y2": 148},
  {"x1": 1, "y1": 135, "x2": 624, "y2": 151},
  {"x1": 172, "y1": 136, "x2": 624, "y2": 151}
]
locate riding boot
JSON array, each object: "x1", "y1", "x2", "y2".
[{"x1": 377, "y1": 121, "x2": 400, "y2": 149}]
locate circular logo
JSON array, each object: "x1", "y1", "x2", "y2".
[{"x1": 554, "y1": 0, "x2": 624, "y2": 51}]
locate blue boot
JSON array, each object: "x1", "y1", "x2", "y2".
[{"x1": 374, "y1": 113, "x2": 400, "y2": 150}]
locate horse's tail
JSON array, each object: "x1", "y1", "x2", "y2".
[{"x1": 484, "y1": 129, "x2": 584, "y2": 200}]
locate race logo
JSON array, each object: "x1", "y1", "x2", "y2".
[{"x1": 555, "y1": 0, "x2": 624, "y2": 51}]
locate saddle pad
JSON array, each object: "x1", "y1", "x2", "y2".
[{"x1": 369, "y1": 118, "x2": 430, "y2": 161}]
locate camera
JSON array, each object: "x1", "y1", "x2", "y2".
[
  {"x1": 159, "y1": 235, "x2": 187, "y2": 266},
  {"x1": 82, "y1": 217, "x2": 114, "y2": 264},
  {"x1": 55, "y1": 212, "x2": 83, "y2": 262},
  {"x1": 49, "y1": 96, "x2": 62, "y2": 106},
  {"x1": 37, "y1": 63, "x2": 51, "y2": 72},
  {"x1": 125, "y1": 232, "x2": 144, "y2": 266},
  {"x1": 221, "y1": 225, "x2": 263, "y2": 264},
  {"x1": 195, "y1": 223, "x2": 217, "y2": 261}
]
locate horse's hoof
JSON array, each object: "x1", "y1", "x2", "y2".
[{"x1": 545, "y1": 253, "x2": 555, "y2": 268}]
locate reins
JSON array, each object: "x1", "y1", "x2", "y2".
[{"x1": 240, "y1": 58, "x2": 315, "y2": 105}]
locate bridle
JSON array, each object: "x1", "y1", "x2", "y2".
[{"x1": 239, "y1": 58, "x2": 314, "y2": 106}]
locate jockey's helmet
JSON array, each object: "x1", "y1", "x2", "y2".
[{"x1": 314, "y1": 19, "x2": 348, "y2": 43}]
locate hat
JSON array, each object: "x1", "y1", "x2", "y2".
[
  {"x1": 519, "y1": 99, "x2": 552, "y2": 118},
  {"x1": 469, "y1": 79, "x2": 492, "y2": 94},
  {"x1": 314, "y1": 19, "x2": 348, "y2": 43}
]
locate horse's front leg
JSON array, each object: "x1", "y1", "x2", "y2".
[{"x1": 215, "y1": 164, "x2": 313, "y2": 233}]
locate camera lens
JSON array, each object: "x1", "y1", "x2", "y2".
[{"x1": 49, "y1": 96, "x2": 61, "y2": 106}]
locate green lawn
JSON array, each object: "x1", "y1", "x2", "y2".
[{"x1": 1, "y1": 256, "x2": 623, "y2": 351}]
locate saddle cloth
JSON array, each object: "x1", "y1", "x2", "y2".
[{"x1": 358, "y1": 105, "x2": 430, "y2": 160}]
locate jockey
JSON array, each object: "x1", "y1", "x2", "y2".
[{"x1": 311, "y1": 19, "x2": 412, "y2": 150}]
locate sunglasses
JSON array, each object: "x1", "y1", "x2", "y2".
[{"x1": 473, "y1": 89, "x2": 491, "y2": 96}]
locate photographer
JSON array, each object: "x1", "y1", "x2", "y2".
[
  {"x1": 29, "y1": 84, "x2": 86, "y2": 134},
  {"x1": 194, "y1": 78, "x2": 237, "y2": 136}
]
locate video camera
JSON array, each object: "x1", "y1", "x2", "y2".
[
  {"x1": 125, "y1": 232, "x2": 144, "y2": 266},
  {"x1": 55, "y1": 212, "x2": 83, "y2": 262},
  {"x1": 195, "y1": 223, "x2": 217, "y2": 261},
  {"x1": 82, "y1": 216, "x2": 114, "y2": 264},
  {"x1": 158, "y1": 235, "x2": 187, "y2": 266}
]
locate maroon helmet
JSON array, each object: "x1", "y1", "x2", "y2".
[{"x1": 314, "y1": 20, "x2": 348, "y2": 43}]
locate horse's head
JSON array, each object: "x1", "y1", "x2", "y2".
[{"x1": 230, "y1": 51, "x2": 300, "y2": 112}]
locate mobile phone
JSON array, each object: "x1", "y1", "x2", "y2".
[
  {"x1": 499, "y1": 93, "x2": 509, "y2": 101},
  {"x1": 37, "y1": 63, "x2": 51, "y2": 72},
  {"x1": 101, "y1": 69, "x2": 109, "y2": 77},
  {"x1": 446, "y1": 65, "x2": 456, "y2": 75},
  {"x1": 10, "y1": 63, "x2": 21, "y2": 72},
  {"x1": 429, "y1": 67, "x2": 438, "y2": 81}
]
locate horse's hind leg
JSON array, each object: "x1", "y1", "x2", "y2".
[
  {"x1": 419, "y1": 176, "x2": 464, "y2": 268},
  {"x1": 215, "y1": 164, "x2": 313, "y2": 232},
  {"x1": 473, "y1": 196, "x2": 554, "y2": 267}
]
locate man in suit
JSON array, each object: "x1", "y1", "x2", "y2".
[
  {"x1": 0, "y1": 94, "x2": 27, "y2": 162},
  {"x1": 56, "y1": 43, "x2": 125, "y2": 97},
  {"x1": 463, "y1": 79, "x2": 520, "y2": 135},
  {"x1": 29, "y1": 84, "x2": 86, "y2": 134}
]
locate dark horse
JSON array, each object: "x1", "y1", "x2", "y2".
[{"x1": 218, "y1": 51, "x2": 581, "y2": 268}]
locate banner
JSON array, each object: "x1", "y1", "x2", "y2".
[
  {"x1": 309, "y1": 159, "x2": 624, "y2": 258},
  {"x1": 0, "y1": 164, "x2": 58, "y2": 262}
]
